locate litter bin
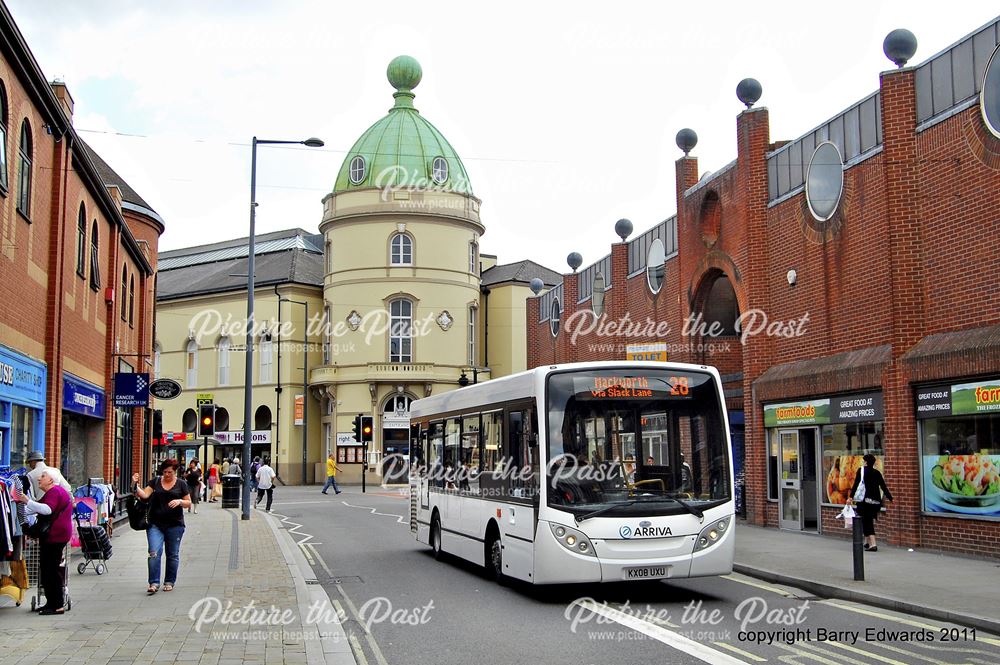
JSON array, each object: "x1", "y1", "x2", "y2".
[{"x1": 221, "y1": 474, "x2": 241, "y2": 509}]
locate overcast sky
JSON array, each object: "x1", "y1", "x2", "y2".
[{"x1": 8, "y1": 1, "x2": 998, "y2": 274}]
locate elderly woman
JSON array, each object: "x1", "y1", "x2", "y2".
[
  {"x1": 13, "y1": 470, "x2": 74, "y2": 614},
  {"x1": 133, "y1": 459, "x2": 191, "y2": 594}
]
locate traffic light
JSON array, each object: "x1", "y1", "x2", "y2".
[
  {"x1": 360, "y1": 416, "x2": 374, "y2": 443},
  {"x1": 351, "y1": 414, "x2": 362, "y2": 442},
  {"x1": 198, "y1": 404, "x2": 215, "y2": 437}
]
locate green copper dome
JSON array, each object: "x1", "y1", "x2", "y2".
[{"x1": 334, "y1": 56, "x2": 473, "y2": 196}]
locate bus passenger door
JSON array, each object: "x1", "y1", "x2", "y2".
[{"x1": 502, "y1": 407, "x2": 536, "y2": 582}]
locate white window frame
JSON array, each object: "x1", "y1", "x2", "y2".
[
  {"x1": 153, "y1": 343, "x2": 161, "y2": 380},
  {"x1": 468, "y1": 306, "x2": 477, "y2": 366},
  {"x1": 432, "y1": 156, "x2": 448, "y2": 184},
  {"x1": 186, "y1": 339, "x2": 198, "y2": 388},
  {"x1": 218, "y1": 337, "x2": 230, "y2": 386},
  {"x1": 390, "y1": 233, "x2": 413, "y2": 266},
  {"x1": 259, "y1": 332, "x2": 273, "y2": 383},
  {"x1": 389, "y1": 299, "x2": 413, "y2": 363},
  {"x1": 468, "y1": 242, "x2": 477, "y2": 274},
  {"x1": 349, "y1": 155, "x2": 366, "y2": 184}
]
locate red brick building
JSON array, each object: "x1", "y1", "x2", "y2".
[
  {"x1": 0, "y1": 3, "x2": 162, "y2": 493},
  {"x1": 528, "y1": 20, "x2": 1000, "y2": 558}
]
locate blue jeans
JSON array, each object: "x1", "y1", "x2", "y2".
[
  {"x1": 322, "y1": 476, "x2": 340, "y2": 493},
  {"x1": 147, "y1": 524, "x2": 185, "y2": 586}
]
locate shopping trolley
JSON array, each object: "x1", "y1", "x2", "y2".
[
  {"x1": 74, "y1": 510, "x2": 113, "y2": 575},
  {"x1": 24, "y1": 536, "x2": 71, "y2": 612}
]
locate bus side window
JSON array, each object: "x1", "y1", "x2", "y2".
[
  {"x1": 429, "y1": 422, "x2": 444, "y2": 488},
  {"x1": 480, "y1": 411, "x2": 503, "y2": 495}
]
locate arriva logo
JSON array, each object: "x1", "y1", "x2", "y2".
[{"x1": 620, "y1": 524, "x2": 672, "y2": 539}]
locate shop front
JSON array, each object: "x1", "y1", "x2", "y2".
[
  {"x1": 0, "y1": 345, "x2": 46, "y2": 468},
  {"x1": 765, "y1": 391, "x2": 885, "y2": 532},
  {"x1": 61, "y1": 373, "x2": 107, "y2": 487},
  {"x1": 916, "y1": 379, "x2": 1000, "y2": 521}
]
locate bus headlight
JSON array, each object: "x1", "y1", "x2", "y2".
[
  {"x1": 549, "y1": 523, "x2": 596, "y2": 557},
  {"x1": 694, "y1": 517, "x2": 731, "y2": 552}
]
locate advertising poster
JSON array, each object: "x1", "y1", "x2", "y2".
[
  {"x1": 923, "y1": 454, "x2": 1000, "y2": 517},
  {"x1": 823, "y1": 454, "x2": 882, "y2": 505}
]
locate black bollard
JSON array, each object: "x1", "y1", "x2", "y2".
[{"x1": 852, "y1": 509, "x2": 865, "y2": 581}]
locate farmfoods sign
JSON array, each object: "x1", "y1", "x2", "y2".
[
  {"x1": 764, "y1": 392, "x2": 884, "y2": 427},
  {"x1": 915, "y1": 379, "x2": 1000, "y2": 418}
]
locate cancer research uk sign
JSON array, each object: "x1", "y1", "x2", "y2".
[{"x1": 113, "y1": 372, "x2": 149, "y2": 408}]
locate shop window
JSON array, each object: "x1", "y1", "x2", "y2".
[
  {"x1": 77, "y1": 204, "x2": 87, "y2": 277},
  {"x1": 16, "y1": 119, "x2": 31, "y2": 218},
  {"x1": 468, "y1": 306, "x2": 476, "y2": 366},
  {"x1": 767, "y1": 430, "x2": 778, "y2": 501},
  {"x1": 254, "y1": 405, "x2": 272, "y2": 430},
  {"x1": 9, "y1": 404, "x2": 37, "y2": 468},
  {"x1": 821, "y1": 421, "x2": 885, "y2": 505},
  {"x1": 920, "y1": 408, "x2": 1000, "y2": 518},
  {"x1": 0, "y1": 81, "x2": 8, "y2": 193}
]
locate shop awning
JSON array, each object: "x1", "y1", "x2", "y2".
[
  {"x1": 753, "y1": 344, "x2": 890, "y2": 403},
  {"x1": 903, "y1": 323, "x2": 1000, "y2": 383}
]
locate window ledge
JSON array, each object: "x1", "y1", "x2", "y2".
[{"x1": 16, "y1": 207, "x2": 30, "y2": 223}]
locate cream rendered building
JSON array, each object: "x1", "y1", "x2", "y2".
[{"x1": 154, "y1": 230, "x2": 325, "y2": 484}]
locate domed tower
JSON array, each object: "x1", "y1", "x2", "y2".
[{"x1": 315, "y1": 56, "x2": 484, "y2": 483}]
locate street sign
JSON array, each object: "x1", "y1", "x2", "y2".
[
  {"x1": 113, "y1": 372, "x2": 149, "y2": 407},
  {"x1": 196, "y1": 393, "x2": 215, "y2": 405},
  {"x1": 149, "y1": 378, "x2": 182, "y2": 400}
]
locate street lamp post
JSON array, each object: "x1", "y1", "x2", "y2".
[
  {"x1": 243, "y1": 136, "x2": 323, "y2": 520},
  {"x1": 279, "y1": 297, "x2": 309, "y2": 486}
]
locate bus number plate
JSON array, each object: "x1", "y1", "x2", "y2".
[{"x1": 624, "y1": 566, "x2": 667, "y2": 580}]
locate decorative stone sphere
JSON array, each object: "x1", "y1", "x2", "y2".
[
  {"x1": 736, "y1": 78, "x2": 762, "y2": 108},
  {"x1": 883, "y1": 29, "x2": 917, "y2": 68},
  {"x1": 676, "y1": 128, "x2": 698, "y2": 155},
  {"x1": 387, "y1": 55, "x2": 422, "y2": 91},
  {"x1": 567, "y1": 252, "x2": 583, "y2": 272},
  {"x1": 529, "y1": 278, "x2": 545, "y2": 295},
  {"x1": 615, "y1": 218, "x2": 633, "y2": 241}
]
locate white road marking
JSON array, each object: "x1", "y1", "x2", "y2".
[
  {"x1": 774, "y1": 641, "x2": 852, "y2": 665},
  {"x1": 579, "y1": 599, "x2": 748, "y2": 664},
  {"x1": 714, "y1": 641, "x2": 768, "y2": 661},
  {"x1": 341, "y1": 500, "x2": 408, "y2": 524},
  {"x1": 723, "y1": 572, "x2": 795, "y2": 597}
]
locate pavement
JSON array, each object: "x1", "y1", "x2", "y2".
[
  {"x1": 733, "y1": 521, "x2": 1000, "y2": 635},
  {"x1": 0, "y1": 500, "x2": 355, "y2": 665},
  {"x1": 2, "y1": 492, "x2": 997, "y2": 664}
]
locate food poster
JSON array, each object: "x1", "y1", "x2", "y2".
[
  {"x1": 923, "y1": 454, "x2": 1000, "y2": 516},
  {"x1": 824, "y1": 453, "x2": 882, "y2": 505}
]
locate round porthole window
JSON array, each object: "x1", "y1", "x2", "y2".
[
  {"x1": 805, "y1": 141, "x2": 844, "y2": 222},
  {"x1": 646, "y1": 239, "x2": 665, "y2": 294},
  {"x1": 982, "y1": 42, "x2": 1000, "y2": 139},
  {"x1": 550, "y1": 298, "x2": 561, "y2": 337},
  {"x1": 349, "y1": 155, "x2": 367, "y2": 184},
  {"x1": 431, "y1": 156, "x2": 449, "y2": 184},
  {"x1": 592, "y1": 272, "x2": 606, "y2": 317}
]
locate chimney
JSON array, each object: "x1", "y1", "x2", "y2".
[{"x1": 50, "y1": 81, "x2": 74, "y2": 123}]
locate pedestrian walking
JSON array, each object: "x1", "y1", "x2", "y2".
[
  {"x1": 322, "y1": 453, "x2": 342, "y2": 495},
  {"x1": 133, "y1": 459, "x2": 191, "y2": 594},
  {"x1": 184, "y1": 461, "x2": 201, "y2": 514},
  {"x1": 229, "y1": 458, "x2": 242, "y2": 478},
  {"x1": 207, "y1": 459, "x2": 221, "y2": 502},
  {"x1": 12, "y1": 470, "x2": 73, "y2": 614},
  {"x1": 221, "y1": 458, "x2": 231, "y2": 475},
  {"x1": 254, "y1": 458, "x2": 276, "y2": 512},
  {"x1": 250, "y1": 456, "x2": 261, "y2": 492},
  {"x1": 847, "y1": 454, "x2": 893, "y2": 552}
]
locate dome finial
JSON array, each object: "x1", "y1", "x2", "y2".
[{"x1": 387, "y1": 55, "x2": 422, "y2": 110}]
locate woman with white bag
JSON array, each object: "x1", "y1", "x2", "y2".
[{"x1": 847, "y1": 454, "x2": 893, "y2": 552}]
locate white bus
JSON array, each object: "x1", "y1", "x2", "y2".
[{"x1": 410, "y1": 361, "x2": 734, "y2": 584}]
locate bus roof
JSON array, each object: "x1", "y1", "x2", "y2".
[{"x1": 409, "y1": 360, "x2": 721, "y2": 420}]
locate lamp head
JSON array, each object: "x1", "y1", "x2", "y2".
[{"x1": 302, "y1": 137, "x2": 325, "y2": 147}]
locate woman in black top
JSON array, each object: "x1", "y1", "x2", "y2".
[
  {"x1": 185, "y1": 461, "x2": 201, "y2": 514},
  {"x1": 132, "y1": 459, "x2": 191, "y2": 593},
  {"x1": 848, "y1": 454, "x2": 893, "y2": 552}
]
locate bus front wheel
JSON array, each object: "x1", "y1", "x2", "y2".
[{"x1": 431, "y1": 516, "x2": 444, "y2": 560}]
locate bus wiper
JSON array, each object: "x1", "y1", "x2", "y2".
[
  {"x1": 575, "y1": 500, "x2": 642, "y2": 523},
  {"x1": 671, "y1": 496, "x2": 704, "y2": 521}
]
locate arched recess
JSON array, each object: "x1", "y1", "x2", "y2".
[
  {"x1": 687, "y1": 252, "x2": 748, "y2": 367},
  {"x1": 700, "y1": 190, "x2": 721, "y2": 247},
  {"x1": 254, "y1": 405, "x2": 272, "y2": 430}
]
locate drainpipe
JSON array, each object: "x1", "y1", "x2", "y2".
[
  {"x1": 274, "y1": 285, "x2": 282, "y2": 481},
  {"x1": 480, "y1": 286, "x2": 490, "y2": 368}
]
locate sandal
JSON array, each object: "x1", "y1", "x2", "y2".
[
  {"x1": 147, "y1": 584, "x2": 159, "y2": 595},
  {"x1": 163, "y1": 584, "x2": 173, "y2": 592}
]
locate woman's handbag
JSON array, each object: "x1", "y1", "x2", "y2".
[
  {"x1": 126, "y1": 494, "x2": 151, "y2": 531},
  {"x1": 853, "y1": 467, "x2": 867, "y2": 503}
]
